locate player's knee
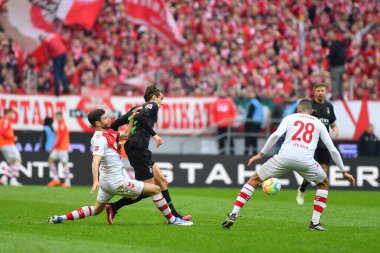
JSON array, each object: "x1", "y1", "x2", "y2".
[
  {"x1": 157, "y1": 177, "x2": 168, "y2": 189},
  {"x1": 94, "y1": 204, "x2": 105, "y2": 215},
  {"x1": 317, "y1": 177, "x2": 329, "y2": 189},
  {"x1": 248, "y1": 174, "x2": 261, "y2": 187},
  {"x1": 152, "y1": 185, "x2": 161, "y2": 195}
]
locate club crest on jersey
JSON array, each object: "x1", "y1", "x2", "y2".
[
  {"x1": 326, "y1": 107, "x2": 330, "y2": 115},
  {"x1": 94, "y1": 146, "x2": 99, "y2": 151},
  {"x1": 146, "y1": 104, "x2": 153, "y2": 109}
]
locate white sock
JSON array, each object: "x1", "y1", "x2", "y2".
[
  {"x1": 311, "y1": 189, "x2": 328, "y2": 225},
  {"x1": 152, "y1": 193, "x2": 176, "y2": 223},
  {"x1": 49, "y1": 163, "x2": 59, "y2": 180},
  {"x1": 232, "y1": 183, "x2": 255, "y2": 215},
  {"x1": 63, "y1": 206, "x2": 95, "y2": 221}
]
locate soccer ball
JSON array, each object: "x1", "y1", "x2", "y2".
[{"x1": 262, "y1": 178, "x2": 281, "y2": 196}]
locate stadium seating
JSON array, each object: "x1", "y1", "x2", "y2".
[{"x1": 0, "y1": 0, "x2": 378, "y2": 100}]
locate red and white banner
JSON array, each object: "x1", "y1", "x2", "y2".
[
  {"x1": 0, "y1": 94, "x2": 215, "y2": 134},
  {"x1": 124, "y1": 0, "x2": 186, "y2": 47},
  {"x1": 56, "y1": 0, "x2": 104, "y2": 29},
  {"x1": 0, "y1": 0, "x2": 103, "y2": 62},
  {"x1": 0, "y1": 94, "x2": 379, "y2": 139}
]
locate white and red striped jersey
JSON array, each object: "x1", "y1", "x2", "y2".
[
  {"x1": 91, "y1": 129, "x2": 123, "y2": 180},
  {"x1": 261, "y1": 113, "x2": 345, "y2": 171}
]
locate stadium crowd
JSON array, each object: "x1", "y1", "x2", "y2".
[{"x1": 0, "y1": 0, "x2": 379, "y2": 101}]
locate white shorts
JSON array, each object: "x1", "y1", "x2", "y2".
[
  {"x1": 49, "y1": 150, "x2": 69, "y2": 163},
  {"x1": 256, "y1": 155, "x2": 327, "y2": 184},
  {"x1": 97, "y1": 177, "x2": 144, "y2": 203},
  {"x1": 0, "y1": 145, "x2": 21, "y2": 163},
  {"x1": 121, "y1": 159, "x2": 133, "y2": 169}
]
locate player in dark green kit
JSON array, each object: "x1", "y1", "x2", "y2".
[
  {"x1": 296, "y1": 83, "x2": 339, "y2": 205},
  {"x1": 105, "y1": 86, "x2": 192, "y2": 223}
]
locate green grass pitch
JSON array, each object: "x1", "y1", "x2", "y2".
[{"x1": 0, "y1": 186, "x2": 379, "y2": 253}]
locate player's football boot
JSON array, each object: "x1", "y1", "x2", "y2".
[
  {"x1": 308, "y1": 221, "x2": 327, "y2": 231},
  {"x1": 296, "y1": 188, "x2": 305, "y2": 205},
  {"x1": 9, "y1": 178, "x2": 22, "y2": 187},
  {"x1": 222, "y1": 212, "x2": 237, "y2": 229},
  {"x1": 170, "y1": 217, "x2": 193, "y2": 226},
  {"x1": 48, "y1": 215, "x2": 64, "y2": 224},
  {"x1": 181, "y1": 215, "x2": 192, "y2": 221},
  {"x1": 105, "y1": 203, "x2": 115, "y2": 225},
  {"x1": 48, "y1": 179, "x2": 61, "y2": 187},
  {"x1": 61, "y1": 183, "x2": 71, "y2": 188}
]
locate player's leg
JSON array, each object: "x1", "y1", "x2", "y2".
[
  {"x1": 107, "y1": 148, "x2": 153, "y2": 214},
  {"x1": 48, "y1": 189, "x2": 111, "y2": 224},
  {"x1": 309, "y1": 177, "x2": 329, "y2": 231},
  {"x1": 222, "y1": 172, "x2": 261, "y2": 229},
  {"x1": 223, "y1": 156, "x2": 287, "y2": 229},
  {"x1": 153, "y1": 163, "x2": 192, "y2": 220},
  {"x1": 296, "y1": 161, "x2": 329, "y2": 230},
  {"x1": 48, "y1": 151, "x2": 61, "y2": 186},
  {"x1": 0, "y1": 147, "x2": 13, "y2": 185},
  {"x1": 7, "y1": 146, "x2": 23, "y2": 186},
  {"x1": 297, "y1": 149, "x2": 321, "y2": 204},
  {"x1": 60, "y1": 151, "x2": 71, "y2": 188},
  {"x1": 218, "y1": 127, "x2": 226, "y2": 155},
  {"x1": 297, "y1": 148, "x2": 330, "y2": 205}
]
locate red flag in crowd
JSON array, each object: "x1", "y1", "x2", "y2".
[
  {"x1": 0, "y1": 0, "x2": 104, "y2": 63},
  {"x1": 124, "y1": 0, "x2": 186, "y2": 47}
]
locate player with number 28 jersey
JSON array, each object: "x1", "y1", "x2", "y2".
[
  {"x1": 276, "y1": 113, "x2": 337, "y2": 164},
  {"x1": 222, "y1": 99, "x2": 355, "y2": 231}
]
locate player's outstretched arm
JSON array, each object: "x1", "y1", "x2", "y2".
[
  {"x1": 330, "y1": 121, "x2": 339, "y2": 137},
  {"x1": 342, "y1": 171, "x2": 356, "y2": 186},
  {"x1": 153, "y1": 134, "x2": 163, "y2": 147},
  {"x1": 256, "y1": 116, "x2": 288, "y2": 158},
  {"x1": 90, "y1": 155, "x2": 101, "y2": 194},
  {"x1": 248, "y1": 152, "x2": 264, "y2": 166},
  {"x1": 319, "y1": 122, "x2": 355, "y2": 186}
]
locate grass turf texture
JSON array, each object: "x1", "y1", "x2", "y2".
[{"x1": 0, "y1": 187, "x2": 379, "y2": 253}]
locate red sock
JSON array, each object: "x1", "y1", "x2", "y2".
[
  {"x1": 152, "y1": 193, "x2": 176, "y2": 223},
  {"x1": 63, "y1": 206, "x2": 95, "y2": 221},
  {"x1": 311, "y1": 189, "x2": 328, "y2": 224},
  {"x1": 232, "y1": 183, "x2": 255, "y2": 215}
]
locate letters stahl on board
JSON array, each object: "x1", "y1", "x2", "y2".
[{"x1": 1, "y1": 132, "x2": 378, "y2": 190}]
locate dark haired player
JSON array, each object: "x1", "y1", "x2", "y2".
[
  {"x1": 296, "y1": 83, "x2": 339, "y2": 205},
  {"x1": 105, "y1": 86, "x2": 192, "y2": 224}
]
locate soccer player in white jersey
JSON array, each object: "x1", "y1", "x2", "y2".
[
  {"x1": 48, "y1": 109, "x2": 192, "y2": 226},
  {"x1": 222, "y1": 99, "x2": 355, "y2": 231}
]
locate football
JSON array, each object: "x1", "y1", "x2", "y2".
[{"x1": 262, "y1": 178, "x2": 281, "y2": 196}]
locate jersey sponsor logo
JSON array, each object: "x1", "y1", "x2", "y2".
[
  {"x1": 146, "y1": 104, "x2": 153, "y2": 109},
  {"x1": 94, "y1": 146, "x2": 99, "y2": 151},
  {"x1": 127, "y1": 182, "x2": 135, "y2": 188}
]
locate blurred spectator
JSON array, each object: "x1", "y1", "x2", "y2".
[
  {"x1": 40, "y1": 117, "x2": 56, "y2": 153},
  {"x1": 357, "y1": 124, "x2": 380, "y2": 157},
  {"x1": 0, "y1": 0, "x2": 378, "y2": 100},
  {"x1": 327, "y1": 30, "x2": 346, "y2": 100},
  {"x1": 211, "y1": 90, "x2": 236, "y2": 155},
  {"x1": 41, "y1": 34, "x2": 69, "y2": 96},
  {"x1": 244, "y1": 90, "x2": 264, "y2": 155}
]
